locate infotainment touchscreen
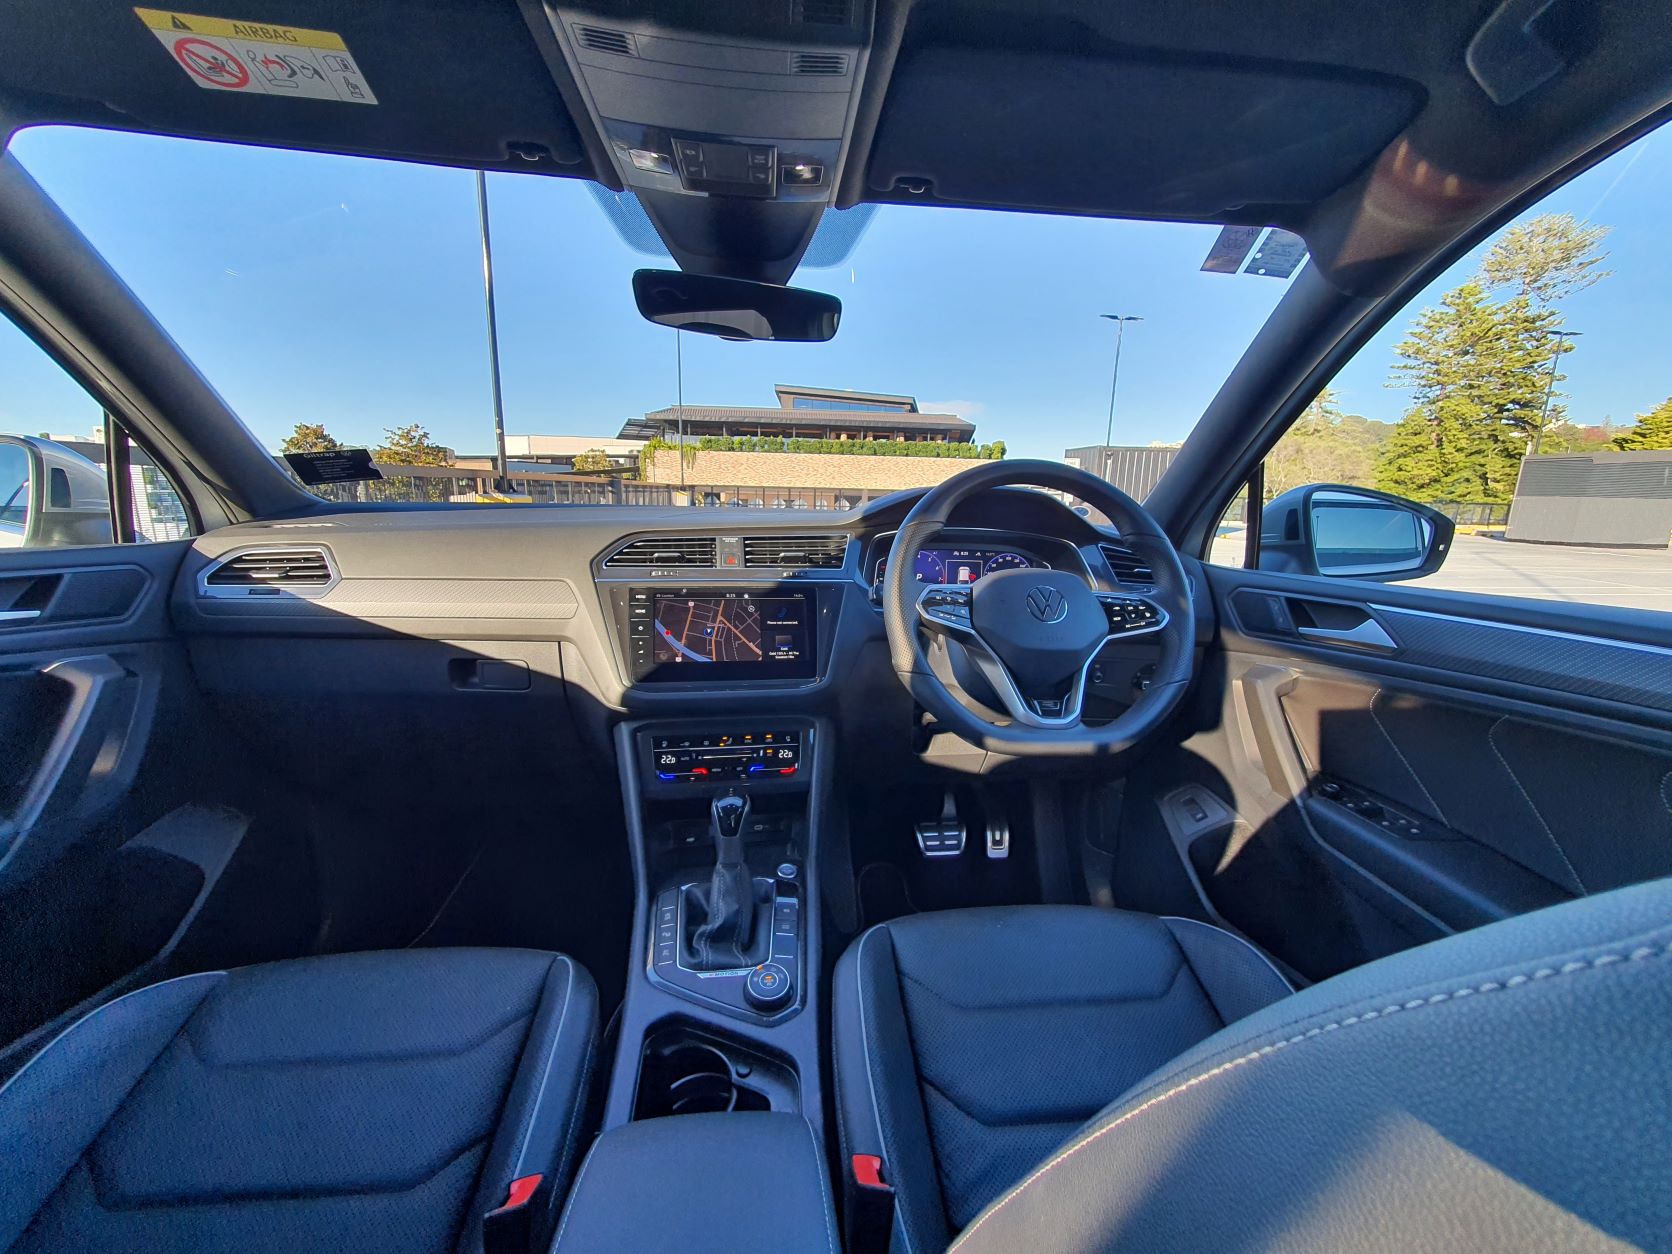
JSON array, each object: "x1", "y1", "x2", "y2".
[{"x1": 643, "y1": 589, "x2": 814, "y2": 680}]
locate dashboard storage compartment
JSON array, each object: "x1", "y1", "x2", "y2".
[{"x1": 551, "y1": 1112, "x2": 836, "y2": 1253}]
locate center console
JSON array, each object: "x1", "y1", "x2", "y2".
[{"x1": 602, "y1": 714, "x2": 830, "y2": 1146}]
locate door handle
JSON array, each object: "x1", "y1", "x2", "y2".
[
  {"x1": 1297, "y1": 620, "x2": 1398, "y2": 650},
  {"x1": 0, "y1": 609, "x2": 41, "y2": 622}
]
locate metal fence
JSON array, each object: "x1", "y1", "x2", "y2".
[
  {"x1": 299, "y1": 465, "x2": 905, "y2": 510},
  {"x1": 301, "y1": 466, "x2": 675, "y2": 506},
  {"x1": 1428, "y1": 501, "x2": 1511, "y2": 527}
]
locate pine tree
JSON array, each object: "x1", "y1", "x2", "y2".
[
  {"x1": 1612, "y1": 397, "x2": 1672, "y2": 450},
  {"x1": 1375, "y1": 282, "x2": 1564, "y2": 503},
  {"x1": 1479, "y1": 213, "x2": 1611, "y2": 305}
]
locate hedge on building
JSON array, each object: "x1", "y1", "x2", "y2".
[{"x1": 687, "y1": 436, "x2": 1006, "y2": 459}]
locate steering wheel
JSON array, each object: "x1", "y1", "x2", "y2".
[{"x1": 883, "y1": 459, "x2": 1195, "y2": 758}]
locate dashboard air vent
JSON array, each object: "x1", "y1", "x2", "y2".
[
  {"x1": 205, "y1": 547, "x2": 333, "y2": 589},
  {"x1": 574, "y1": 25, "x2": 637, "y2": 56},
  {"x1": 791, "y1": 52, "x2": 848, "y2": 74},
  {"x1": 1099, "y1": 542, "x2": 1155, "y2": 587},
  {"x1": 743, "y1": 535, "x2": 848, "y2": 569},
  {"x1": 795, "y1": 0, "x2": 853, "y2": 25},
  {"x1": 605, "y1": 536, "x2": 717, "y2": 569}
]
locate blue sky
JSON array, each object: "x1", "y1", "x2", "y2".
[{"x1": 4, "y1": 119, "x2": 1671, "y2": 460}]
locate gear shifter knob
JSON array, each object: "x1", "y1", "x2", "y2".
[{"x1": 712, "y1": 792, "x2": 750, "y2": 844}]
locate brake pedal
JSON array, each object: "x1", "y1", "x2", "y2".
[{"x1": 916, "y1": 790, "x2": 966, "y2": 858}]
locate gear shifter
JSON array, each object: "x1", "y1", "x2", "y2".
[{"x1": 689, "y1": 792, "x2": 757, "y2": 968}]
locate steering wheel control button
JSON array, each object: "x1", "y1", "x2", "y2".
[
  {"x1": 1097, "y1": 594, "x2": 1163, "y2": 635},
  {"x1": 745, "y1": 963, "x2": 793, "y2": 1010}
]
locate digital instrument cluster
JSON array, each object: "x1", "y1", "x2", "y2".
[{"x1": 872, "y1": 546, "x2": 1039, "y2": 586}]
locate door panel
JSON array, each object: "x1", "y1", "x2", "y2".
[
  {"x1": 0, "y1": 541, "x2": 250, "y2": 1068},
  {"x1": 1185, "y1": 563, "x2": 1672, "y2": 977}
]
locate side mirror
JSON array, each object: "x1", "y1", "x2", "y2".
[
  {"x1": 0, "y1": 435, "x2": 112, "y2": 550},
  {"x1": 1258, "y1": 484, "x2": 1453, "y2": 582},
  {"x1": 632, "y1": 269, "x2": 840, "y2": 342}
]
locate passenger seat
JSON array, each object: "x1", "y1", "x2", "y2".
[{"x1": 0, "y1": 948, "x2": 597, "y2": 1254}]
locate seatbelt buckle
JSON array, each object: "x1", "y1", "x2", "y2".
[
  {"x1": 848, "y1": 1155, "x2": 896, "y2": 1253},
  {"x1": 483, "y1": 1173, "x2": 545, "y2": 1254}
]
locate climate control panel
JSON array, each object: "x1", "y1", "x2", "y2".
[{"x1": 641, "y1": 728, "x2": 805, "y2": 795}]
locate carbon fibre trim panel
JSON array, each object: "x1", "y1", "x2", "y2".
[{"x1": 1371, "y1": 607, "x2": 1672, "y2": 715}]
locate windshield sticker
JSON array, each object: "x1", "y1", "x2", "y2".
[{"x1": 134, "y1": 9, "x2": 378, "y2": 104}]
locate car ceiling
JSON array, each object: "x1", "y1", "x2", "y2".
[{"x1": 1, "y1": 0, "x2": 1671, "y2": 294}]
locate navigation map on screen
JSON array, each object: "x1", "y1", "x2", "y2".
[{"x1": 652, "y1": 594, "x2": 806, "y2": 666}]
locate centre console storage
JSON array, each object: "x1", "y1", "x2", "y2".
[{"x1": 551, "y1": 1112, "x2": 837, "y2": 1253}]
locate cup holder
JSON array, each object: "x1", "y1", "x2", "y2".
[{"x1": 634, "y1": 1025, "x2": 798, "y2": 1121}]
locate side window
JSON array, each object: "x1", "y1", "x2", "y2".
[
  {"x1": 0, "y1": 313, "x2": 192, "y2": 550},
  {"x1": 1211, "y1": 121, "x2": 1672, "y2": 613}
]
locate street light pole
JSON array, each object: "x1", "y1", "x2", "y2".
[
  {"x1": 1099, "y1": 314, "x2": 1143, "y2": 481},
  {"x1": 675, "y1": 328, "x2": 686, "y2": 491},
  {"x1": 475, "y1": 170, "x2": 510, "y2": 493},
  {"x1": 1532, "y1": 329, "x2": 1582, "y2": 456}
]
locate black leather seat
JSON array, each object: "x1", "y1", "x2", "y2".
[
  {"x1": 837, "y1": 884, "x2": 1672, "y2": 1252},
  {"x1": 834, "y1": 905, "x2": 1294, "y2": 1249},
  {"x1": 1, "y1": 948, "x2": 598, "y2": 1254}
]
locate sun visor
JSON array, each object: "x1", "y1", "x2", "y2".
[
  {"x1": 866, "y1": 48, "x2": 1423, "y2": 223},
  {"x1": 0, "y1": 0, "x2": 590, "y2": 175}
]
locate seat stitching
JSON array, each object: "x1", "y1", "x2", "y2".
[
  {"x1": 553, "y1": 1011, "x2": 596, "y2": 1196},
  {"x1": 86, "y1": 1133, "x2": 492, "y2": 1210},
  {"x1": 897, "y1": 956, "x2": 1189, "y2": 1012},
  {"x1": 853, "y1": 925, "x2": 917, "y2": 1254},
  {"x1": 179, "y1": 1006, "x2": 532, "y2": 1068},
  {"x1": 918, "y1": 1075, "x2": 1096, "y2": 1132},
  {"x1": 548, "y1": 1134, "x2": 603, "y2": 1251},
  {"x1": 0, "y1": 970, "x2": 226, "y2": 1105},
  {"x1": 1487, "y1": 716, "x2": 1586, "y2": 895},
  {"x1": 1368, "y1": 688, "x2": 1448, "y2": 826},
  {"x1": 1160, "y1": 916, "x2": 1294, "y2": 994},
  {"x1": 804, "y1": 1115, "x2": 840, "y2": 1254},
  {"x1": 507, "y1": 954, "x2": 577, "y2": 1170},
  {"x1": 1658, "y1": 769, "x2": 1672, "y2": 819},
  {"x1": 948, "y1": 938, "x2": 1672, "y2": 1251}
]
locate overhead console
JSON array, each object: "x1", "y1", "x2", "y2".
[{"x1": 533, "y1": 0, "x2": 872, "y2": 207}]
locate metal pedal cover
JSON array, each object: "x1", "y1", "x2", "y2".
[
  {"x1": 917, "y1": 790, "x2": 966, "y2": 858},
  {"x1": 985, "y1": 818, "x2": 1010, "y2": 859}
]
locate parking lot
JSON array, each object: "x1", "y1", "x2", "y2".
[{"x1": 1208, "y1": 532, "x2": 1672, "y2": 614}]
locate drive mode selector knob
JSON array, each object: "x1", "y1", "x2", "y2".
[{"x1": 744, "y1": 963, "x2": 793, "y2": 1011}]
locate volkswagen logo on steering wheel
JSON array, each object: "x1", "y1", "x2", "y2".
[{"x1": 1025, "y1": 585, "x2": 1068, "y2": 624}]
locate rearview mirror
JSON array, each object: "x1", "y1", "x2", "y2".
[
  {"x1": 632, "y1": 270, "x2": 840, "y2": 342},
  {"x1": 1259, "y1": 484, "x2": 1453, "y2": 582}
]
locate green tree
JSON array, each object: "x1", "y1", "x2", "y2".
[
  {"x1": 1376, "y1": 281, "x2": 1563, "y2": 503},
  {"x1": 1612, "y1": 397, "x2": 1672, "y2": 450},
  {"x1": 374, "y1": 423, "x2": 451, "y2": 466},
  {"x1": 280, "y1": 423, "x2": 342, "y2": 454},
  {"x1": 1479, "y1": 213, "x2": 1611, "y2": 305},
  {"x1": 1264, "y1": 388, "x2": 1391, "y2": 496},
  {"x1": 571, "y1": 449, "x2": 614, "y2": 473}
]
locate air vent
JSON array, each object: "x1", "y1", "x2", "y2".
[
  {"x1": 605, "y1": 536, "x2": 717, "y2": 569},
  {"x1": 791, "y1": 52, "x2": 848, "y2": 75},
  {"x1": 1099, "y1": 542, "x2": 1155, "y2": 587},
  {"x1": 204, "y1": 547, "x2": 334, "y2": 591},
  {"x1": 795, "y1": 0, "x2": 852, "y2": 26},
  {"x1": 574, "y1": 24, "x2": 637, "y2": 56},
  {"x1": 743, "y1": 534, "x2": 848, "y2": 569}
]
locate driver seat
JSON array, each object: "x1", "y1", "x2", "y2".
[{"x1": 835, "y1": 882, "x2": 1672, "y2": 1251}]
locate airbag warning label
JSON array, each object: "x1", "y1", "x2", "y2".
[{"x1": 134, "y1": 8, "x2": 378, "y2": 104}]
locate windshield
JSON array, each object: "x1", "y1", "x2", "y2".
[{"x1": 5, "y1": 125, "x2": 1300, "y2": 509}]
